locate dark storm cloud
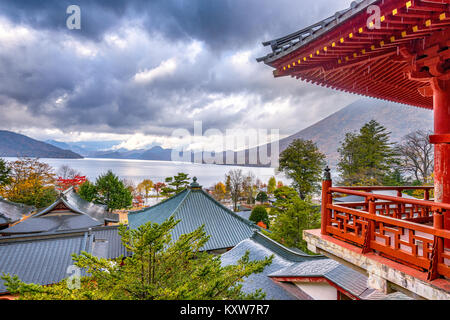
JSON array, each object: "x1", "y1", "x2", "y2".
[
  {"x1": 0, "y1": 0, "x2": 356, "y2": 144},
  {"x1": 0, "y1": 0, "x2": 349, "y2": 49}
]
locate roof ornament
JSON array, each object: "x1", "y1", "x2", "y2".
[{"x1": 190, "y1": 177, "x2": 202, "y2": 189}]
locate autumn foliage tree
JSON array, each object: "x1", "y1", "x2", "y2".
[
  {"x1": 1, "y1": 158, "x2": 57, "y2": 208},
  {"x1": 137, "y1": 179, "x2": 154, "y2": 199},
  {"x1": 212, "y1": 182, "x2": 227, "y2": 201},
  {"x1": 153, "y1": 182, "x2": 165, "y2": 199}
]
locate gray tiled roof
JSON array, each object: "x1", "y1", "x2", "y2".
[
  {"x1": 324, "y1": 264, "x2": 371, "y2": 297},
  {"x1": 128, "y1": 186, "x2": 257, "y2": 251},
  {"x1": 38, "y1": 188, "x2": 119, "y2": 223},
  {"x1": 1, "y1": 213, "x2": 102, "y2": 234},
  {"x1": 221, "y1": 232, "x2": 414, "y2": 300},
  {"x1": 220, "y1": 237, "x2": 297, "y2": 300},
  {"x1": 1, "y1": 188, "x2": 119, "y2": 235},
  {"x1": 270, "y1": 259, "x2": 340, "y2": 278},
  {"x1": 257, "y1": 0, "x2": 377, "y2": 64},
  {"x1": 0, "y1": 226, "x2": 127, "y2": 294},
  {"x1": 0, "y1": 233, "x2": 88, "y2": 293},
  {"x1": 0, "y1": 198, "x2": 35, "y2": 225},
  {"x1": 221, "y1": 231, "x2": 327, "y2": 300}
]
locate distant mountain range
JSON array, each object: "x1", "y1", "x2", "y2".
[
  {"x1": 276, "y1": 98, "x2": 433, "y2": 167},
  {"x1": 0, "y1": 131, "x2": 83, "y2": 159},
  {"x1": 213, "y1": 98, "x2": 433, "y2": 168},
  {"x1": 1, "y1": 98, "x2": 434, "y2": 164}
]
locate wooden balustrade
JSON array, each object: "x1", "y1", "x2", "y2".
[{"x1": 320, "y1": 170, "x2": 450, "y2": 280}]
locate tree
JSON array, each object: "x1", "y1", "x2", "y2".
[
  {"x1": 396, "y1": 130, "x2": 434, "y2": 184},
  {"x1": 78, "y1": 180, "x2": 97, "y2": 202},
  {"x1": 337, "y1": 120, "x2": 398, "y2": 186},
  {"x1": 2, "y1": 218, "x2": 273, "y2": 300},
  {"x1": 56, "y1": 165, "x2": 82, "y2": 180},
  {"x1": 153, "y1": 182, "x2": 165, "y2": 199},
  {"x1": 256, "y1": 191, "x2": 268, "y2": 204},
  {"x1": 137, "y1": 179, "x2": 154, "y2": 199},
  {"x1": 226, "y1": 169, "x2": 244, "y2": 211},
  {"x1": 0, "y1": 158, "x2": 11, "y2": 193},
  {"x1": 212, "y1": 182, "x2": 227, "y2": 201},
  {"x1": 249, "y1": 205, "x2": 269, "y2": 227},
  {"x1": 242, "y1": 172, "x2": 257, "y2": 204},
  {"x1": 278, "y1": 139, "x2": 326, "y2": 200},
  {"x1": 161, "y1": 173, "x2": 190, "y2": 197},
  {"x1": 95, "y1": 170, "x2": 133, "y2": 211},
  {"x1": 267, "y1": 177, "x2": 276, "y2": 194},
  {"x1": 266, "y1": 187, "x2": 320, "y2": 252},
  {"x1": 2, "y1": 158, "x2": 57, "y2": 208}
]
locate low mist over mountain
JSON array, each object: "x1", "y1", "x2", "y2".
[
  {"x1": 41, "y1": 98, "x2": 434, "y2": 166},
  {"x1": 0, "y1": 131, "x2": 83, "y2": 159}
]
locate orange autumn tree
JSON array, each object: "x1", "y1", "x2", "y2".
[
  {"x1": 137, "y1": 179, "x2": 154, "y2": 199},
  {"x1": 212, "y1": 182, "x2": 227, "y2": 201},
  {"x1": 2, "y1": 158, "x2": 58, "y2": 208}
]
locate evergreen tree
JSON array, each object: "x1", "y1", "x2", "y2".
[
  {"x1": 278, "y1": 139, "x2": 326, "y2": 200},
  {"x1": 249, "y1": 205, "x2": 269, "y2": 227},
  {"x1": 0, "y1": 158, "x2": 11, "y2": 194},
  {"x1": 2, "y1": 218, "x2": 273, "y2": 300},
  {"x1": 95, "y1": 170, "x2": 133, "y2": 211},
  {"x1": 161, "y1": 173, "x2": 190, "y2": 197},
  {"x1": 337, "y1": 120, "x2": 398, "y2": 185},
  {"x1": 78, "y1": 180, "x2": 97, "y2": 202},
  {"x1": 256, "y1": 191, "x2": 268, "y2": 204},
  {"x1": 265, "y1": 187, "x2": 320, "y2": 252}
]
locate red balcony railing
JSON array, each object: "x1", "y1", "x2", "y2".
[{"x1": 321, "y1": 175, "x2": 450, "y2": 281}]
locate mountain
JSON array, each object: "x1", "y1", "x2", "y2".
[
  {"x1": 45, "y1": 140, "x2": 121, "y2": 157},
  {"x1": 88, "y1": 146, "x2": 173, "y2": 161},
  {"x1": 0, "y1": 131, "x2": 83, "y2": 159},
  {"x1": 38, "y1": 98, "x2": 434, "y2": 166},
  {"x1": 276, "y1": 98, "x2": 433, "y2": 167}
]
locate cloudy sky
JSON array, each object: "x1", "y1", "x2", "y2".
[{"x1": 0, "y1": 0, "x2": 359, "y2": 151}]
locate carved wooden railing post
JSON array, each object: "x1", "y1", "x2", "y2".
[
  {"x1": 321, "y1": 166, "x2": 332, "y2": 235},
  {"x1": 362, "y1": 197, "x2": 376, "y2": 254},
  {"x1": 428, "y1": 208, "x2": 444, "y2": 281}
]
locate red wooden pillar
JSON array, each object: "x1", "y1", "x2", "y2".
[
  {"x1": 321, "y1": 166, "x2": 332, "y2": 235},
  {"x1": 430, "y1": 78, "x2": 450, "y2": 247}
]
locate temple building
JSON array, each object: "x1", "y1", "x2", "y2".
[
  {"x1": 258, "y1": 0, "x2": 450, "y2": 299},
  {"x1": 0, "y1": 187, "x2": 119, "y2": 235},
  {"x1": 0, "y1": 197, "x2": 35, "y2": 230},
  {"x1": 128, "y1": 177, "x2": 257, "y2": 253},
  {"x1": 222, "y1": 231, "x2": 411, "y2": 300},
  {"x1": 0, "y1": 188, "x2": 125, "y2": 299},
  {"x1": 0, "y1": 226, "x2": 128, "y2": 299}
]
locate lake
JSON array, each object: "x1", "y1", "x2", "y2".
[{"x1": 3, "y1": 157, "x2": 289, "y2": 188}]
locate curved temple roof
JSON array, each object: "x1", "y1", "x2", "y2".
[
  {"x1": 258, "y1": 0, "x2": 450, "y2": 109},
  {"x1": 0, "y1": 226, "x2": 128, "y2": 294},
  {"x1": 128, "y1": 179, "x2": 257, "y2": 252},
  {"x1": 0, "y1": 188, "x2": 118, "y2": 235}
]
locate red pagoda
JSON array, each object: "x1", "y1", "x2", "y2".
[{"x1": 258, "y1": 0, "x2": 450, "y2": 299}]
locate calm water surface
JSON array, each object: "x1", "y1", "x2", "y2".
[{"x1": 3, "y1": 157, "x2": 289, "y2": 188}]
